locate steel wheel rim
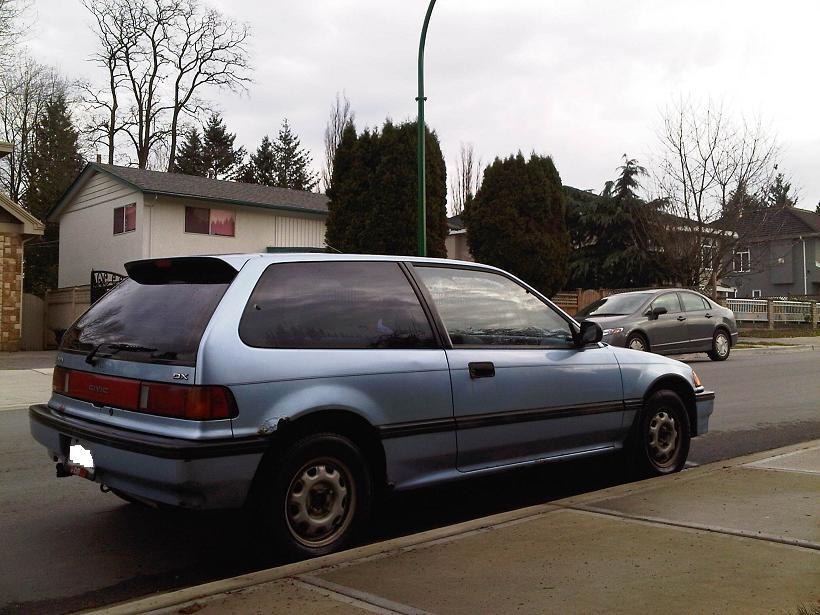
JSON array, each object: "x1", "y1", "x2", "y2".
[
  {"x1": 629, "y1": 337, "x2": 645, "y2": 352},
  {"x1": 715, "y1": 334, "x2": 729, "y2": 357},
  {"x1": 647, "y1": 410, "x2": 679, "y2": 468},
  {"x1": 285, "y1": 457, "x2": 355, "y2": 548}
]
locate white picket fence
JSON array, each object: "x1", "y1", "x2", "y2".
[{"x1": 727, "y1": 298, "x2": 818, "y2": 325}]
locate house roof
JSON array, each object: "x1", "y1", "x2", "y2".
[
  {"x1": 49, "y1": 163, "x2": 329, "y2": 221},
  {"x1": 732, "y1": 206, "x2": 820, "y2": 242},
  {"x1": 0, "y1": 191, "x2": 44, "y2": 235},
  {"x1": 447, "y1": 214, "x2": 465, "y2": 232}
]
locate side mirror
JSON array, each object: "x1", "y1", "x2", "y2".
[
  {"x1": 577, "y1": 320, "x2": 603, "y2": 346},
  {"x1": 649, "y1": 306, "x2": 667, "y2": 320}
]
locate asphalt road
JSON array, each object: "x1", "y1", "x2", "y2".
[{"x1": 0, "y1": 348, "x2": 818, "y2": 614}]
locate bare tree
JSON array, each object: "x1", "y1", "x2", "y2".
[
  {"x1": 165, "y1": 1, "x2": 249, "y2": 171},
  {"x1": 81, "y1": 0, "x2": 250, "y2": 169},
  {"x1": 652, "y1": 99, "x2": 779, "y2": 296},
  {"x1": 0, "y1": 57, "x2": 64, "y2": 201},
  {"x1": 321, "y1": 92, "x2": 354, "y2": 193},
  {"x1": 449, "y1": 142, "x2": 482, "y2": 216},
  {"x1": 0, "y1": 0, "x2": 30, "y2": 65}
]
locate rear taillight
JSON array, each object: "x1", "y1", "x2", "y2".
[
  {"x1": 139, "y1": 382, "x2": 236, "y2": 420},
  {"x1": 51, "y1": 367, "x2": 236, "y2": 420}
]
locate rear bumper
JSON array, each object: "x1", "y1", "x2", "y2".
[
  {"x1": 29, "y1": 404, "x2": 267, "y2": 509},
  {"x1": 694, "y1": 391, "x2": 715, "y2": 436}
]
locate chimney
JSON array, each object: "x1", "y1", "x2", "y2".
[{"x1": 96, "y1": 153, "x2": 102, "y2": 163}]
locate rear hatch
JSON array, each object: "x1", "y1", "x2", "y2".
[{"x1": 51, "y1": 256, "x2": 242, "y2": 438}]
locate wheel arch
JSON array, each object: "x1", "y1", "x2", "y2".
[
  {"x1": 642, "y1": 375, "x2": 697, "y2": 436},
  {"x1": 250, "y1": 409, "x2": 388, "y2": 502}
]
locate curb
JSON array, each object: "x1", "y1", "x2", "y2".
[{"x1": 83, "y1": 439, "x2": 820, "y2": 615}]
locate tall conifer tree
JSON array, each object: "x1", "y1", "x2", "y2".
[
  {"x1": 173, "y1": 127, "x2": 207, "y2": 176},
  {"x1": 24, "y1": 93, "x2": 85, "y2": 295},
  {"x1": 464, "y1": 153, "x2": 570, "y2": 295},
  {"x1": 326, "y1": 120, "x2": 447, "y2": 256},
  {"x1": 201, "y1": 113, "x2": 244, "y2": 180},
  {"x1": 272, "y1": 119, "x2": 318, "y2": 191}
]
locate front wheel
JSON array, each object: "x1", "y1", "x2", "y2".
[
  {"x1": 253, "y1": 433, "x2": 373, "y2": 560},
  {"x1": 627, "y1": 390, "x2": 691, "y2": 478},
  {"x1": 707, "y1": 330, "x2": 731, "y2": 361},
  {"x1": 626, "y1": 333, "x2": 649, "y2": 352}
]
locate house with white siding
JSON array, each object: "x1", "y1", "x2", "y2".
[{"x1": 49, "y1": 163, "x2": 328, "y2": 288}]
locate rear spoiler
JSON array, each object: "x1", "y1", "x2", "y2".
[{"x1": 125, "y1": 256, "x2": 241, "y2": 285}]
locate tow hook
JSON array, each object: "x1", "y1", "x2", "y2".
[
  {"x1": 100, "y1": 484, "x2": 110, "y2": 493},
  {"x1": 55, "y1": 461, "x2": 95, "y2": 481}
]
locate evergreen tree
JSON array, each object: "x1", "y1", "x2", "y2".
[
  {"x1": 272, "y1": 119, "x2": 318, "y2": 191},
  {"x1": 172, "y1": 127, "x2": 207, "y2": 176},
  {"x1": 201, "y1": 113, "x2": 244, "y2": 180},
  {"x1": 566, "y1": 156, "x2": 667, "y2": 289},
  {"x1": 762, "y1": 172, "x2": 797, "y2": 208},
  {"x1": 463, "y1": 153, "x2": 570, "y2": 296},
  {"x1": 24, "y1": 94, "x2": 85, "y2": 295},
  {"x1": 325, "y1": 120, "x2": 448, "y2": 257},
  {"x1": 238, "y1": 135, "x2": 276, "y2": 185}
]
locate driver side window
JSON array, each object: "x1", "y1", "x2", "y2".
[
  {"x1": 652, "y1": 293, "x2": 682, "y2": 314},
  {"x1": 415, "y1": 266, "x2": 574, "y2": 347}
]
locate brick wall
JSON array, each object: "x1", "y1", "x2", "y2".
[{"x1": 0, "y1": 232, "x2": 23, "y2": 352}]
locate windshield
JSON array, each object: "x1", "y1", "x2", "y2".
[
  {"x1": 576, "y1": 293, "x2": 651, "y2": 319},
  {"x1": 61, "y1": 278, "x2": 229, "y2": 366}
]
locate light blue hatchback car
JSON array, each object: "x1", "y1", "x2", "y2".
[{"x1": 30, "y1": 254, "x2": 714, "y2": 557}]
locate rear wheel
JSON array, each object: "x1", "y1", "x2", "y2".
[
  {"x1": 627, "y1": 390, "x2": 691, "y2": 478},
  {"x1": 626, "y1": 333, "x2": 649, "y2": 352},
  {"x1": 253, "y1": 433, "x2": 372, "y2": 559},
  {"x1": 707, "y1": 330, "x2": 731, "y2": 361}
]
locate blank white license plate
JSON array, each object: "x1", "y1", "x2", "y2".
[{"x1": 69, "y1": 443, "x2": 94, "y2": 470}]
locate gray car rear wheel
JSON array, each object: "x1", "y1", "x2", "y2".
[{"x1": 707, "y1": 330, "x2": 731, "y2": 361}]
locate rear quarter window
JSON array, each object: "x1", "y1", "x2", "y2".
[{"x1": 239, "y1": 261, "x2": 437, "y2": 349}]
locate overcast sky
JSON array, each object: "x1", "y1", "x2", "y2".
[{"x1": 27, "y1": 0, "x2": 819, "y2": 210}]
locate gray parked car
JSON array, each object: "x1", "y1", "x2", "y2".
[
  {"x1": 30, "y1": 255, "x2": 715, "y2": 558},
  {"x1": 575, "y1": 289, "x2": 739, "y2": 361}
]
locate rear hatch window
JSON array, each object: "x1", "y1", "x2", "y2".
[{"x1": 60, "y1": 258, "x2": 236, "y2": 366}]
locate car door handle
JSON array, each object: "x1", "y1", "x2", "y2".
[
  {"x1": 468, "y1": 362, "x2": 495, "y2": 379},
  {"x1": 677, "y1": 316, "x2": 687, "y2": 321},
  {"x1": 705, "y1": 312, "x2": 713, "y2": 318}
]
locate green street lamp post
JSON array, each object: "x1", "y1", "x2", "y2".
[{"x1": 417, "y1": 0, "x2": 436, "y2": 257}]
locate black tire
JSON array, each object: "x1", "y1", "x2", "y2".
[
  {"x1": 252, "y1": 433, "x2": 372, "y2": 560},
  {"x1": 707, "y1": 329, "x2": 731, "y2": 361},
  {"x1": 626, "y1": 332, "x2": 649, "y2": 353},
  {"x1": 626, "y1": 390, "x2": 691, "y2": 478}
]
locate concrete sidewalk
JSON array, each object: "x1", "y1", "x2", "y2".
[{"x1": 92, "y1": 441, "x2": 820, "y2": 615}]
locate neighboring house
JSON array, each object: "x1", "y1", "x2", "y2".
[
  {"x1": 445, "y1": 214, "x2": 473, "y2": 262},
  {"x1": 722, "y1": 207, "x2": 820, "y2": 298},
  {"x1": 50, "y1": 163, "x2": 329, "y2": 288},
  {"x1": 0, "y1": 141, "x2": 45, "y2": 351}
]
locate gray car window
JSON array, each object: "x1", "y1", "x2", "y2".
[
  {"x1": 239, "y1": 262, "x2": 436, "y2": 349},
  {"x1": 680, "y1": 292, "x2": 708, "y2": 312},
  {"x1": 416, "y1": 266, "x2": 574, "y2": 347},
  {"x1": 652, "y1": 293, "x2": 682, "y2": 314}
]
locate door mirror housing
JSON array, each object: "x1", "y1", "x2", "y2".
[
  {"x1": 649, "y1": 306, "x2": 668, "y2": 320},
  {"x1": 577, "y1": 320, "x2": 603, "y2": 346}
]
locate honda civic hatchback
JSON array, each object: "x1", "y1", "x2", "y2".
[{"x1": 30, "y1": 254, "x2": 715, "y2": 558}]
